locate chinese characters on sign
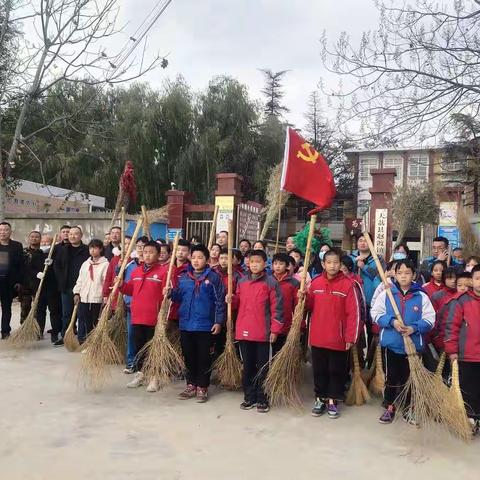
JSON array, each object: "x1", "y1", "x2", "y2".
[
  {"x1": 374, "y1": 209, "x2": 388, "y2": 257},
  {"x1": 215, "y1": 195, "x2": 235, "y2": 233}
]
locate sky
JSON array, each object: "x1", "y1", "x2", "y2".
[{"x1": 115, "y1": 0, "x2": 380, "y2": 130}]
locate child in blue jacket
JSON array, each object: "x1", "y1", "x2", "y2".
[
  {"x1": 170, "y1": 244, "x2": 225, "y2": 403},
  {"x1": 371, "y1": 259, "x2": 435, "y2": 424}
]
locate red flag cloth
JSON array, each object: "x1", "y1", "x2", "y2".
[
  {"x1": 120, "y1": 161, "x2": 137, "y2": 204},
  {"x1": 280, "y1": 127, "x2": 336, "y2": 212}
]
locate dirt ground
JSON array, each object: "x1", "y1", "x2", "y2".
[{"x1": 1, "y1": 305, "x2": 478, "y2": 480}]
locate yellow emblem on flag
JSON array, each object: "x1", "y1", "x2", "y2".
[{"x1": 296, "y1": 142, "x2": 318, "y2": 164}]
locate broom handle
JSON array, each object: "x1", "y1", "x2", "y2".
[
  {"x1": 65, "y1": 304, "x2": 78, "y2": 334},
  {"x1": 363, "y1": 232, "x2": 405, "y2": 327},
  {"x1": 208, "y1": 205, "x2": 220, "y2": 250},
  {"x1": 274, "y1": 190, "x2": 282, "y2": 254},
  {"x1": 121, "y1": 206, "x2": 126, "y2": 261},
  {"x1": 227, "y1": 219, "x2": 233, "y2": 332},
  {"x1": 106, "y1": 218, "x2": 143, "y2": 311},
  {"x1": 300, "y1": 214, "x2": 317, "y2": 292},
  {"x1": 31, "y1": 233, "x2": 58, "y2": 307},
  {"x1": 141, "y1": 205, "x2": 151, "y2": 240},
  {"x1": 165, "y1": 232, "x2": 180, "y2": 289}
]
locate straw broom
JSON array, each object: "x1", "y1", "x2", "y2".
[
  {"x1": 264, "y1": 214, "x2": 317, "y2": 408},
  {"x1": 107, "y1": 206, "x2": 128, "y2": 361},
  {"x1": 345, "y1": 345, "x2": 371, "y2": 406},
  {"x1": 139, "y1": 233, "x2": 185, "y2": 388},
  {"x1": 363, "y1": 232, "x2": 450, "y2": 429},
  {"x1": 213, "y1": 219, "x2": 242, "y2": 390},
  {"x1": 80, "y1": 218, "x2": 143, "y2": 390},
  {"x1": 8, "y1": 235, "x2": 57, "y2": 348},
  {"x1": 369, "y1": 344, "x2": 385, "y2": 396},
  {"x1": 207, "y1": 205, "x2": 219, "y2": 250},
  {"x1": 64, "y1": 305, "x2": 80, "y2": 352},
  {"x1": 444, "y1": 359, "x2": 472, "y2": 441},
  {"x1": 435, "y1": 351, "x2": 446, "y2": 379}
]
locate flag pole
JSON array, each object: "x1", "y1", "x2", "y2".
[{"x1": 274, "y1": 191, "x2": 282, "y2": 253}]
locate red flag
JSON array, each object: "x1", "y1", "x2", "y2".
[{"x1": 280, "y1": 127, "x2": 336, "y2": 212}]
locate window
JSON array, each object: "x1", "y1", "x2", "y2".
[
  {"x1": 440, "y1": 157, "x2": 466, "y2": 172},
  {"x1": 359, "y1": 156, "x2": 379, "y2": 182},
  {"x1": 408, "y1": 154, "x2": 429, "y2": 180},
  {"x1": 382, "y1": 155, "x2": 404, "y2": 185}
]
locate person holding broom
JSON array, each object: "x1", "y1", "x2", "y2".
[
  {"x1": 231, "y1": 249, "x2": 283, "y2": 413},
  {"x1": 371, "y1": 259, "x2": 435, "y2": 425},
  {"x1": 119, "y1": 240, "x2": 168, "y2": 392},
  {"x1": 168, "y1": 244, "x2": 226, "y2": 403},
  {"x1": 444, "y1": 265, "x2": 480, "y2": 435},
  {"x1": 305, "y1": 249, "x2": 360, "y2": 419}
]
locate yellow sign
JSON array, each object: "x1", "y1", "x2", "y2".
[
  {"x1": 297, "y1": 142, "x2": 319, "y2": 163},
  {"x1": 439, "y1": 202, "x2": 458, "y2": 226},
  {"x1": 215, "y1": 196, "x2": 235, "y2": 233}
]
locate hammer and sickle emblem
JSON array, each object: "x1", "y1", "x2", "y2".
[{"x1": 296, "y1": 143, "x2": 319, "y2": 163}]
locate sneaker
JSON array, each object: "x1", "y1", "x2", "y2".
[
  {"x1": 257, "y1": 403, "x2": 270, "y2": 413},
  {"x1": 402, "y1": 409, "x2": 419, "y2": 427},
  {"x1": 240, "y1": 401, "x2": 256, "y2": 410},
  {"x1": 123, "y1": 366, "x2": 134, "y2": 374},
  {"x1": 53, "y1": 338, "x2": 64, "y2": 347},
  {"x1": 1, "y1": 332, "x2": 10, "y2": 340},
  {"x1": 311, "y1": 398, "x2": 327, "y2": 417},
  {"x1": 196, "y1": 387, "x2": 208, "y2": 403},
  {"x1": 178, "y1": 384, "x2": 197, "y2": 400},
  {"x1": 146, "y1": 377, "x2": 159, "y2": 393},
  {"x1": 327, "y1": 401, "x2": 339, "y2": 419},
  {"x1": 379, "y1": 406, "x2": 396, "y2": 424},
  {"x1": 126, "y1": 372, "x2": 144, "y2": 388},
  {"x1": 51, "y1": 334, "x2": 59, "y2": 344}
]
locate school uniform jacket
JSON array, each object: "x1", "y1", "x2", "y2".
[
  {"x1": 168, "y1": 261, "x2": 190, "y2": 321},
  {"x1": 233, "y1": 272, "x2": 284, "y2": 342},
  {"x1": 272, "y1": 273, "x2": 300, "y2": 335},
  {"x1": 306, "y1": 271, "x2": 360, "y2": 351},
  {"x1": 431, "y1": 293, "x2": 460, "y2": 352},
  {"x1": 212, "y1": 265, "x2": 243, "y2": 312},
  {"x1": 170, "y1": 265, "x2": 225, "y2": 332},
  {"x1": 444, "y1": 291, "x2": 480, "y2": 362},
  {"x1": 119, "y1": 263, "x2": 167, "y2": 326},
  {"x1": 102, "y1": 254, "x2": 121, "y2": 309},
  {"x1": 73, "y1": 257, "x2": 109, "y2": 304},
  {"x1": 372, "y1": 282, "x2": 435, "y2": 355},
  {"x1": 422, "y1": 279, "x2": 445, "y2": 299}
]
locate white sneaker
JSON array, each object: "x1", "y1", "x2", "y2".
[
  {"x1": 146, "y1": 377, "x2": 159, "y2": 393},
  {"x1": 126, "y1": 371, "x2": 144, "y2": 388}
]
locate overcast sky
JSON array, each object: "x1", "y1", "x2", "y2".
[{"x1": 116, "y1": 0, "x2": 380, "y2": 130}]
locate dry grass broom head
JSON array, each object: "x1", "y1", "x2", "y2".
[
  {"x1": 435, "y1": 352, "x2": 446, "y2": 379},
  {"x1": 8, "y1": 306, "x2": 41, "y2": 349},
  {"x1": 457, "y1": 205, "x2": 480, "y2": 259},
  {"x1": 79, "y1": 307, "x2": 122, "y2": 390},
  {"x1": 140, "y1": 300, "x2": 185, "y2": 388},
  {"x1": 345, "y1": 347, "x2": 370, "y2": 406},
  {"x1": 107, "y1": 298, "x2": 127, "y2": 362},
  {"x1": 213, "y1": 338, "x2": 242, "y2": 390},
  {"x1": 64, "y1": 305, "x2": 80, "y2": 352},
  {"x1": 264, "y1": 301, "x2": 304, "y2": 409},
  {"x1": 369, "y1": 344, "x2": 385, "y2": 397},
  {"x1": 135, "y1": 205, "x2": 169, "y2": 224}
]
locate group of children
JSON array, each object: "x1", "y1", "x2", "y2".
[{"x1": 70, "y1": 230, "x2": 479, "y2": 434}]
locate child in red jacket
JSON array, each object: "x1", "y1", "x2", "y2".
[
  {"x1": 232, "y1": 249, "x2": 283, "y2": 413},
  {"x1": 271, "y1": 252, "x2": 299, "y2": 354},
  {"x1": 422, "y1": 260, "x2": 446, "y2": 298},
  {"x1": 306, "y1": 249, "x2": 360, "y2": 419},
  {"x1": 444, "y1": 265, "x2": 480, "y2": 434},
  {"x1": 119, "y1": 241, "x2": 167, "y2": 392}
]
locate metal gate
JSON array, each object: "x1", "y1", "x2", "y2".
[
  {"x1": 185, "y1": 219, "x2": 213, "y2": 244},
  {"x1": 236, "y1": 202, "x2": 262, "y2": 242}
]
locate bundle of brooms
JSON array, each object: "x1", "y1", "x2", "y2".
[
  {"x1": 345, "y1": 345, "x2": 370, "y2": 406},
  {"x1": 263, "y1": 214, "x2": 317, "y2": 408},
  {"x1": 139, "y1": 233, "x2": 185, "y2": 388},
  {"x1": 213, "y1": 220, "x2": 242, "y2": 390},
  {"x1": 64, "y1": 305, "x2": 80, "y2": 352},
  {"x1": 8, "y1": 236, "x2": 57, "y2": 348},
  {"x1": 80, "y1": 218, "x2": 143, "y2": 389},
  {"x1": 368, "y1": 344, "x2": 385, "y2": 397},
  {"x1": 363, "y1": 232, "x2": 470, "y2": 439}
]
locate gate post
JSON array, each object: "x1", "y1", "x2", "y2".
[
  {"x1": 215, "y1": 173, "x2": 243, "y2": 245},
  {"x1": 165, "y1": 189, "x2": 193, "y2": 240}
]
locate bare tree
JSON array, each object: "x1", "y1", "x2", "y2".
[
  {"x1": 0, "y1": 0, "x2": 171, "y2": 220},
  {"x1": 321, "y1": 0, "x2": 480, "y2": 142}
]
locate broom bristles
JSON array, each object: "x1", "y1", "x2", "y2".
[
  {"x1": 345, "y1": 347, "x2": 370, "y2": 406},
  {"x1": 213, "y1": 337, "x2": 243, "y2": 390},
  {"x1": 8, "y1": 298, "x2": 41, "y2": 348},
  {"x1": 264, "y1": 300, "x2": 304, "y2": 408},
  {"x1": 369, "y1": 344, "x2": 385, "y2": 397},
  {"x1": 140, "y1": 299, "x2": 185, "y2": 387},
  {"x1": 107, "y1": 298, "x2": 127, "y2": 362},
  {"x1": 435, "y1": 351, "x2": 446, "y2": 379},
  {"x1": 64, "y1": 305, "x2": 80, "y2": 352}
]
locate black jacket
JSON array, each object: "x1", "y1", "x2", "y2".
[
  {"x1": 54, "y1": 243, "x2": 90, "y2": 292},
  {"x1": 22, "y1": 247, "x2": 46, "y2": 294},
  {"x1": 0, "y1": 239, "x2": 24, "y2": 287},
  {"x1": 104, "y1": 242, "x2": 119, "y2": 261}
]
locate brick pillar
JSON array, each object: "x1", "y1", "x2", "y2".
[
  {"x1": 369, "y1": 168, "x2": 396, "y2": 260},
  {"x1": 215, "y1": 173, "x2": 244, "y2": 244},
  {"x1": 165, "y1": 190, "x2": 193, "y2": 237}
]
